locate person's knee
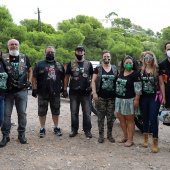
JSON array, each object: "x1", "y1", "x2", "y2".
[
  {"x1": 38, "y1": 109, "x2": 47, "y2": 116},
  {"x1": 51, "y1": 105, "x2": 60, "y2": 115},
  {"x1": 51, "y1": 112, "x2": 60, "y2": 116}
]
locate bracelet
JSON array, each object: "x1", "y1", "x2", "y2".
[{"x1": 92, "y1": 92, "x2": 96, "y2": 95}]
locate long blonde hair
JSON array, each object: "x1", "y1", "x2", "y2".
[{"x1": 141, "y1": 51, "x2": 158, "y2": 77}]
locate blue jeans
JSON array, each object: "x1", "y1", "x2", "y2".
[
  {"x1": 1, "y1": 90, "x2": 28, "y2": 137},
  {"x1": 140, "y1": 97, "x2": 160, "y2": 138},
  {"x1": 69, "y1": 94, "x2": 92, "y2": 132},
  {"x1": 0, "y1": 96, "x2": 5, "y2": 127}
]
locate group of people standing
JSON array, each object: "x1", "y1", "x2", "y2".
[
  {"x1": 91, "y1": 47, "x2": 169, "y2": 153},
  {"x1": 0, "y1": 38, "x2": 170, "y2": 154}
]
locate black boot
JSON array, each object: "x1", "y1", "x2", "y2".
[
  {"x1": 0, "y1": 136, "x2": 10, "y2": 148},
  {"x1": 98, "y1": 134, "x2": 104, "y2": 143},
  {"x1": 107, "y1": 135, "x2": 115, "y2": 143},
  {"x1": 107, "y1": 131, "x2": 115, "y2": 143},
  {"x1": 18, "y1": 134, "x2": 27, "y2": 144}
]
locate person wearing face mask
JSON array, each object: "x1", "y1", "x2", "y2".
[
  {"x1": 63, "y1": 45, "x2": 93, "y2": 138},
  {"x1": 159, "y1": 42, "x2": 170, "y2": 110},
  {"x1": 32, "y1": 46, "x2": 65, "y2": 138},
  {"x1": 91, "y1": 50, "x2": 118, "y2": 143},
  {"x1": 115, "y1": 56, "x2": 142, "y2": 147},
  {"x1": 0, "y1": 39, "x2": 33, "y2": 147}
]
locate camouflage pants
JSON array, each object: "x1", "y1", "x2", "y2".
[{"x1": 96, "y1": 97, "x2": 115, "y2": 136}]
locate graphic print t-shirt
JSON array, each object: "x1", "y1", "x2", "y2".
[
  {"x1": 141, "y1": 70, "x2": 160, "y2": 98},
  {"x1": 116, "y1": 70, "x2": 141, "y2": 99},
  {"x1": 46, "y1": 64, "x2": 58, "y2": 95},
  {"x1": 94, "y1": 67, "x2": 117, "y2": 98},
  {"x1": 0, "y1": 61, "x2": 8, "y2": 96}
]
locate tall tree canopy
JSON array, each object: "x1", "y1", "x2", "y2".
[{"x1": 0, "y1": 5, "x2": 170, "y2": 65}]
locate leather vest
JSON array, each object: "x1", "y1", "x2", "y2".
[
  {"x1": 2, "y1": 53, "x2": 27, "y2": 89},
  {"x1": 95, "y1": 64, "x2": 117, "y2": 92},
  {"x1": 69, "y1": 60, "x2": 91, "y2": 90}
]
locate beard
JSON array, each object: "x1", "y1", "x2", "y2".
[{"x1": 9, "y1": 50, "x2": 19, "y2": 56}]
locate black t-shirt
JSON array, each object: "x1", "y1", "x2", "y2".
[
  {"x1": 141, "y1": 69, "x2": 160, "y2": 98},
  {"x1": 66, "y1": 60, "x2": 93, "y2": 95},
  {"x1": 94, "y1": 67, "x2": 117, "y2": 98},
  {"x1": 33, "y1": 60, "x2": 65, "y2": 95},
  {"x1": 116, "y1": 70, "x2": 141, "y2": 99},
  {"x1": 9, "y1": 55, "x2": 31, "y2": 67},
  {"x1": 0, "y1": 61, "x2": 8, "y2": 96}
]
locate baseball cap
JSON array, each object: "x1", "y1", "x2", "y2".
[{"x1": 75, "y1": 46, "x2": 85, "y2": 51}]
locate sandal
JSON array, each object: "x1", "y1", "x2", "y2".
[
  {"x1": 124, "y1": 140, "x2": 134, "y2": 147},
  {"x1": 117, "y1": 137, "x2": 127, "y2": 143}
]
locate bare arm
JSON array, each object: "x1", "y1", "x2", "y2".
[
  {"x1": 134, "y1": 81, "x2": 142, "y2": 108},
  {"x1": 91, "y1": 74, "x2": 98, "y2": 101},
  {"x1": 159, "y1": 75, "x2": 166, "y2": 105},
  {"x1": 28, "y1": 67, "x2": 33, "y2": 83},
  {"x1": 32, "y1": 76, "x2": 37, "y2": 89},
  {"x1": 134, "y1": 94, "x2": 140, "y2": 108},
  {"x1": 64, "y1": 74, "x2": 70, "y2": 90}
]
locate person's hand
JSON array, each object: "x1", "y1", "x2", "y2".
[
  {"x1": 32, "y1": 89, "x2": 37, "y2": 98},
  {"x1": 60, "y1": 87, "x2": 64, "y2": 93},
  {"x1": 25, "y1": 81, "x2": 31, "y2": 88},
  {"x1": 134, "y1": 99, "x2": 139, "y2": 108},
  {"x1": 63, "y1": 90, "x2": 68, "y2": 98},
  {"x1": 161, "y1": 97, "x2": 166, "y2": 105},
  {"x1": 92, "y1": 93, "x2": 98, "y2": 102}
]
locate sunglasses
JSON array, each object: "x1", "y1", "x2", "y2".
[{"x1": 144, "y1": 56, "x2": 153, "y2": 61}]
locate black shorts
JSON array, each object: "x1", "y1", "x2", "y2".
[{"x1": 38, "y1": 94, "x2": 60, "y2": 116}]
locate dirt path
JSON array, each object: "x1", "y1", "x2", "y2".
[{"x1": 0, "y1": 93, "x2": 170, "y2": 170}]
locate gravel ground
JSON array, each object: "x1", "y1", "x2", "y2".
[{"x1": 0, "y1": 92, "x2": 170, "y2": 170}]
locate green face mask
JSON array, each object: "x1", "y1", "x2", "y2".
[{"x1": 124, "y1": 63, "x2": 133, "y2": 71}]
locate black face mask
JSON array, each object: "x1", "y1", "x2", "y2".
[
  {"x1": 46, "y1": 53, "x2": 55, "y2": 61},
  {"x1": 75, "y1": 54, "x2": 83, "y2": 61}
]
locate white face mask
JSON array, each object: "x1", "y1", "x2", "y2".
[
  {"x1": 9, "y1": 50, "x2": 19, "y2": 56},
  {"x1": 166, "y1": 50, "x2": 170, "y2": 58}
]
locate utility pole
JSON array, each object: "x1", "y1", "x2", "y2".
[{"x1": 35, "y1": 7, "x2": 42, "y2": 32}]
